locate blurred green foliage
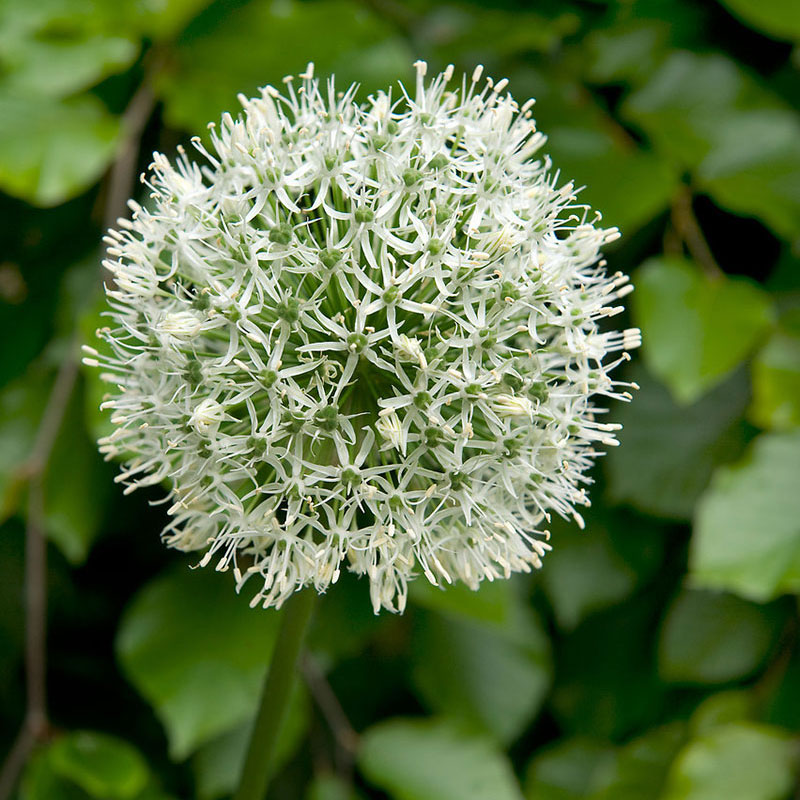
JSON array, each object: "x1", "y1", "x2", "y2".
[{"x1": 1, "y1": 0, "x2": 799, "y2": 798}]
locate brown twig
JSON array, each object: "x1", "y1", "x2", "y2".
[
  {"x1": 671, "y1": 185, "x2": 724, "y2": 280},
  {"x1": 0, "y1": 726, "x2": 36, "y2": 800},
  {"x1": 0, "y1": 60, "x2": 159, "y2": 800},
  {"x1": 301, "y1": 654, "x2": 359, "y2": 778},
  {"x1": 0, "y1": 352, "x2": 78, "y2": 800},
  {"x1": 103, "y1": 73, "x2": 159, "y2": 233}
]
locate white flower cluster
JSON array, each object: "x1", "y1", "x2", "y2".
[{"x1": 86, "y1": 61, "x2": 640, "y2": 612}]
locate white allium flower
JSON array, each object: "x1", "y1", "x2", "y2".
[{"x1": 87, "y1": 61, "x2": 639, "y2": 613}]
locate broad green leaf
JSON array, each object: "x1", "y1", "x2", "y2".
[
  {"x1": 123, "y1": 0, "x2": 213, "y2": 39},
  {"x1": 697, "y1": 110, "x2": 800, "y2": 239},
  {"x1": 133, "y1": 790, "x2": 178, "y2": 800},
  {"x1": 411, "y1": 606, "x2": 551, "y2": 743},
  {"x1": 718, "y1": 0, "x2": 800, "y2": 41},
  {"x1": 605, "y1": 366, "x2": 750, "y2": 520},
  {"x1": 689, "y1": 692, "x2": 754, "y2": 736},
  {"x1": 662, "y1": 723, "x2": 799, "y2": 800},
  {"x1": 0, "y1": 0, "x2": 209, "y2": 47},
  {"x1": 585, "y1": 20, "x2": 670, "y2": 84},
  {"x1": 0, "y1": 371, "x2": 48, "y2": 522},
  {"x1": 634, "y1": 258, "x2": 773, "y2": 404},
  {"x1": 691, "y1": 431, "x2": 800, "y2": 600},
  {"x1": 43, "y1": 379, "x2": 113, "y2": 564},
  {"x1": 116, "y1": 566, "x2": 283, "y2": 759},
  {"x1": 750, "y1": 325, "x2": 800, "y2": 430},
  {"x1": 591, "y1": 724, "x2": 687, "y2": 800},
  {"x1": 541, "y1": 508, "x2": 664, "y2": 628},
  {"x1": 419, "y1": 6, "x2": 578, "y2": 62},
  {"x1": 358, "y1": 718, "x2": 523, "y2": 800},
  {"x1": 409, "y1": 576, "x2": 514, "y2": 626},
  {"x1": 192, "y1": 684, "x2": 308, "y2": 800},
  {"x1": 0, "y1": 0, "x2": 138, "y2": 96},
  {"x1": 658, "y1": 589, "x2": 783, "y2": 684},
  {"x1": 527, "y1": 71, "x2": 677, "y2": 236},
  {"x1": 157, "y1": 0, "x2": 413, "y2": 134},
  {"x1": 622, "y1": 52, "x2": 778, "y2": 168},
  {"x1": 524, "y1": 738, "x2": 616, "y2": 800},
  {"x1": 306, "y1": 774, "x2": 365, "y2": 800},
  {"x1": 546, "y1": 125, "x2": 677, "y2": 235},
  {"x1": 0, "y1": 343, "x2": 105, "y2": 564},
  {"x1": 21, "y1": 734, "x2": 171, "y2": 800},
  {"x1": 49, "y1": 731, "x2": 149, "y2": 800},
  {"x1": 0, "y1": 91, "x2": 120, "y2": 206},
  {"x1": 0, "y1": 36, "x2": 137, "y2": 97},
  {"x1": 20, "y1": 749, "x2": 87, "y2": 800},
  {"x1": 622, "y1": 52, "x2": 800, "y2": 235}
]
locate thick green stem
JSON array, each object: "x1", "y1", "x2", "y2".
[{"x1": 233, "y1": 589, "x2": 316, "y2": 800}]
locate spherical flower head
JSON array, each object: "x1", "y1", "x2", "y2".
[{"x1": 88, "y1": 61, "x2": 640, "y2": 613}]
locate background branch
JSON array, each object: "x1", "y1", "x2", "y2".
[
  {"x1": 671, "y1": 185, "x2": 724, "y2": 279},
  {"x1": 301, "y1": 654, "x2": 359, "y2": 778},
  {"x1": 0, "y1": 64, "x2": 158, "y2": 800}
]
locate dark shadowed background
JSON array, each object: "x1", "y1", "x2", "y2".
[{"x1": 1, "y1": 1, "x2": 799, "y2": 799}]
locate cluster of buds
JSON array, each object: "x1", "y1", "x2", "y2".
[{"x1": 86, "y1": 61, "x2": 639, "y2": 612}]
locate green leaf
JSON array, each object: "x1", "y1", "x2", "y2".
[
  {"x1": 591, "y1": 724, "x2": 687, "y2": 800},
  {"x1": 634, "y1": 258, "x2": 773, "y2": 404},
  {"x1": 20, "y1": 749, "x2": 87, "y2": 800},
  {"x1": 688, "y1": 691, "x2": 754, "y2": 736},
  {"x1": 49, "y1": 731, "x2": 149, "y2": 800},
  {"x1": 157, "y1": 0, "x2": 413, "y2": 134},
  {"x1": 0, "y1": 91, "x2": 120, "y2": 207},
  {"x1": 658, "y1": 589, "x2": 783, "y2": 684},
  {"x1": 717, "y1": 0, "x2": 800, "y2": 41},
  {"x1": 358, "y1": 718, "x2": 524, "y2": 800},
  {"x1": 0, "y1": 36, "x2": 137, "y2": 98},
  {"x1": 410, "y1": 606, "x2": 551, "y2": 743},
  {"x1": 605, "y1": 365, "x2": 750, "y2": 520},
  {"x1": 662, "y1": 723, "x2": 799, "y2": 800},
  {"x1": 123, "y1": 0, "x2": 213, "y2": 40},
  {"x1": 0, "y1": 371, "x2": 48, "y2": 522},
  {"x1": 524, "y1": 738, "x2": 616, "y2": 800},
  {"x1": 116, "y1": 566, "x2": 283, "y2": 759},
  {"x1": 622, "y1": 52, "x2": 800, "y2": 236},
  {"x1": 541, "y1": 508, "x2": 664, "y2": 628},
  {"x1": 691, "y1": 430, "x2": 800, "y2": 600},
  {"x1": 420, "y1": 6, "x2": 578, "y2": 62},
  {"x1": 546, "y1": 125, "x2": 677, "y2": 235},
  {"x1": 622, "y1": 52, "x2": 778, "y2": 168},
  {"x1": 409, "y1": 575, "x2": 514, "y2": 626},
  {"x1": 750, "y1": 324, "x2": 800, "y2": 430},
  {"x1": 0, "y1": 0, "x2": 138, "y2": 97},
  {"x1": 585, "y1": 20, "x2": 671, "y2": 85},
  {"x1": 696, "y1": 110, "x2": 800, "y2": 239},
  {"x1": 192, "y1": 683, "x2": 308, "y2": 800},
  {"x1": 306, "y1": 774, "x2": 365, "y2": 800},
  {"x1": 43, "y1": 378, "x2": 113, "y2": 564},
  {"x1": 528, "y1": 72, "x2": 677, "y2": 236}
]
